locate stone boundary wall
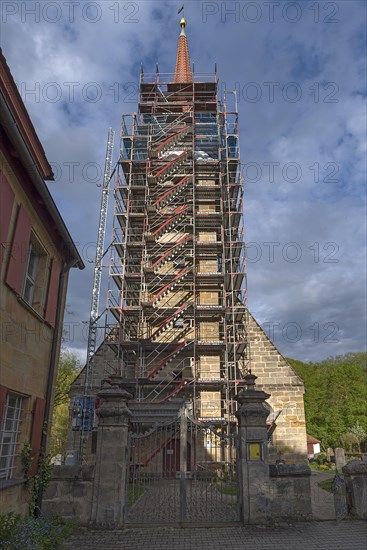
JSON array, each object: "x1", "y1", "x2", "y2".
[
  {"x1": 267, "y1": 464, "x2": 312, "y2": 522},
  {"x1": 41, "y1": 463, "x2": 313, "y2": 526},
  {"x1": 343, "y1": 459, "x2": 367, "y2": 520},
  {"x1": 42, "y1": 465, "x2": 94, "y2": 525}
]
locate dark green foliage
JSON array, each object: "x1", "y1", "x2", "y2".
[
  {"x1": 0, "y1": 514, "x2": 73, "y2": 549},
  {"x1": 315, "y1": 453, "x2": 327, "y2": 465},
  {"x1": 288, "y1": 352, "x2": 367, "y2": 449}
]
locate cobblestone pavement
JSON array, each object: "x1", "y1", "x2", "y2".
[
  {"x1": 62, "y1": 521, "x2": 367, "y2": 550},
  {"x1": 127, "y1": 479, "x2": 237, "y2": 523}
]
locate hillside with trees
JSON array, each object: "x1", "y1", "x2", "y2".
[{"x1": 288, "y1": 352, "x2": 367, "y2": 451}]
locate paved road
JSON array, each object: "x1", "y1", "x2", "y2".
[{"x1": 62, "y1": 521, "x2": 367, "y2": 550}]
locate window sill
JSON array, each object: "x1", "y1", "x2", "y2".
[
  {"x1": 0, "y1": 477, "x2": 27, "y2": 490},
  {"x1": 17, "y1": 296, "x2": 49, "y2": 326}
]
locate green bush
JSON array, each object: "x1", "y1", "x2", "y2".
[
  {"x1": 0, "y1": 514, "x2": 73, "y2": 550},
  {"x1": 0, "y1": 513, "x2": 21, "y2": 544},
  {"x1": 315, "y1": 452, "x2": 327, "y2": 465}
]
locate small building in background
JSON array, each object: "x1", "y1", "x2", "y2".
[
  {"x1": 0, "y1": 48, "x2": 84, "y2": 514},
  {"x1": 307, "y1": 434, "x2": 321, "y2": 459}
]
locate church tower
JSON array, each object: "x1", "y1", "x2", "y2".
[
  {"x1": 69, "y1": 15, "x2": 307, "y2": 466},
  {"x1": 109, "y1": 15, "x2": 247, "y2": 435}
]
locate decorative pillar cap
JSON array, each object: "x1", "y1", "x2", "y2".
[
  {"x1": 97, "y1": 375, "x2": 134, "y2": 401},
  {"x1": 235, "y1": 372, "x2": 271, "y2": 409},
  {"x1": 244, "y1": 372, "x2": 257, "y2": 389}
]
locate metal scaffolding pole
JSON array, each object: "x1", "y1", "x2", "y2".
[{"x1": 79, "y1": 127, "x2": 115, "y2": 463}]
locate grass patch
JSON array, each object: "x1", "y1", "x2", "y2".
[
  {"x1": 217, "y1": 483, "x2": 237, "y2": 496},
  {"x1": 128, "y1": 484, "x2": 145, "y2": 506},
  {"x1": 318, "y1": 479, "x2": 333, "y2": 493},
  {"x1": 309, "y1": 462, "x2": 335, "y2": 474}
]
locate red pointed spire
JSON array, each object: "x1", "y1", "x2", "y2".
[{"x1": 173, "y1": 17, "x2": 192, "y2": 83}]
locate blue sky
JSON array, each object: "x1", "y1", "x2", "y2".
[{"x1": 2, "y1": 0, "x2": 366, "y2": 363}]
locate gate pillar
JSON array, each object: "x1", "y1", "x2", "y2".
[
  {"x1": 235, "y1": 372, "x2": 271, "y2": 524},
  {"x1": 90, "y1": 376, "x2": 132, "y2": 528}
]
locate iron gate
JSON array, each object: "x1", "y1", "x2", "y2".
[{"x1": 125, "y1": 411, "x2": 241, "y2": 524}]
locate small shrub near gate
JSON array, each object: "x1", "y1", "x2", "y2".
[
  {"x1": 315, "y1": 453, "x2": 327, "y2": 465},
  {"x1": 0, "y1": 513, "x2": 74, "y2": 550}
]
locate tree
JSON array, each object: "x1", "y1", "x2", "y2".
[
  {"x1": 349, "y1": 421, "x2": 367, "y2": 452},
  {"x1": 50, "y1": 350, "x2": 81, "y2": 457},
  {"x1": 340, "y1": 432, "x2": 359, "y2": 453},
  {"x1": 288, "y1": 352, "x2": 367, "y2": 449}
]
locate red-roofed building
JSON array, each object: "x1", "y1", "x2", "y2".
[{"x1": 307, "y1": 434, "x2": 321, "y2": 458}]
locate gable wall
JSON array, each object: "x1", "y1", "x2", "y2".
[{"x1": 247, "y1": 312, "x2": 307, "y2": 461}]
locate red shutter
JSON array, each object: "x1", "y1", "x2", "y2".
[
  {"x1": 0, "y1": 385, "x2": 8, "y2": 425},
  {"x1": 29, "y1": 397, "x2": 46, "y2": 476},
  {"x1": 45, "y1": 259, "x2": 61, "y2": 327},
  {"x1": 0, "y1": 173, "x2": 15, "y2": 268},
  {"x1": 6, "y1": 204, "x2": 32, "y2": 294}
]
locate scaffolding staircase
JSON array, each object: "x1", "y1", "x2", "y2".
[
  {"x1": 149, "y1": 124, "x2": 193, "y2": 159},
  {"x1": 149, "y1": 302, "x2": 192, "y2": 341},
  {"x1": 148, "y1": 150, "x2": 191, "y2": 185},
  {"x1": 150, "y1": 175, "x2": 192, "y2": 210},
  {"x1": 149, "y1": 267, "x2": 191, "y2": 305},
  {"x1": 147, "y1": 341, "x2": 193, "y2": 379},
  {"x1": 147, "y1": 234, "x2": 190, "y2": 273}
]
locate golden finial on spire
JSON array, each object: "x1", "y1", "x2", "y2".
[
  {"x1": 174, "y1": 4, "x2": 192, "y2": 83},
  {"x1": 178, "y1": 5, "x2": 186, "y2": 34}
]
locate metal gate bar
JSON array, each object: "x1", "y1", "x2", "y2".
[{"x1": 125, "y1": 410, "x2": 240, "y2": 524}]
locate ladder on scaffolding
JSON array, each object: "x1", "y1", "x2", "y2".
[{"x1": 79, "y1": 127, "x2": 115, "y2": 463}]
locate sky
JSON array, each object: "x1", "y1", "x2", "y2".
[{"x1": 2, "y1": 0, "x2": 366, "y2": 364}]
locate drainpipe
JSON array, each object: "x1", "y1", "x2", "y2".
[{"x1": 34, "y1": 258, "x2": 79, "y2": 517}]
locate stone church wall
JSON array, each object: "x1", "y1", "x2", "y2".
[{"x1": 247, "y1": 312, "x2": 308, "y2": 462}]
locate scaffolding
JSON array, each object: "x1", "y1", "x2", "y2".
[{"x1": 101, "y1": 70, "x2": 249, "y2": 438}]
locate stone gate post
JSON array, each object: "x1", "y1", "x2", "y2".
[
  {"x1": 90, "y1": 376, "x2": 132, "y2": 527},
  {"x1": 235, "y1": 372, "x2": 271, "y2": 524}
]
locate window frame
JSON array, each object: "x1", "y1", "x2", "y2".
[
  {"x1": 23, "y1": 241, "x2": 39, "y2": 305},
  {"x1": 22, "y1": 233, "x2": 49, "y2": 315},
  {"x1": 0, "y1": 393, "x2": 24, "y2": 480}
]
